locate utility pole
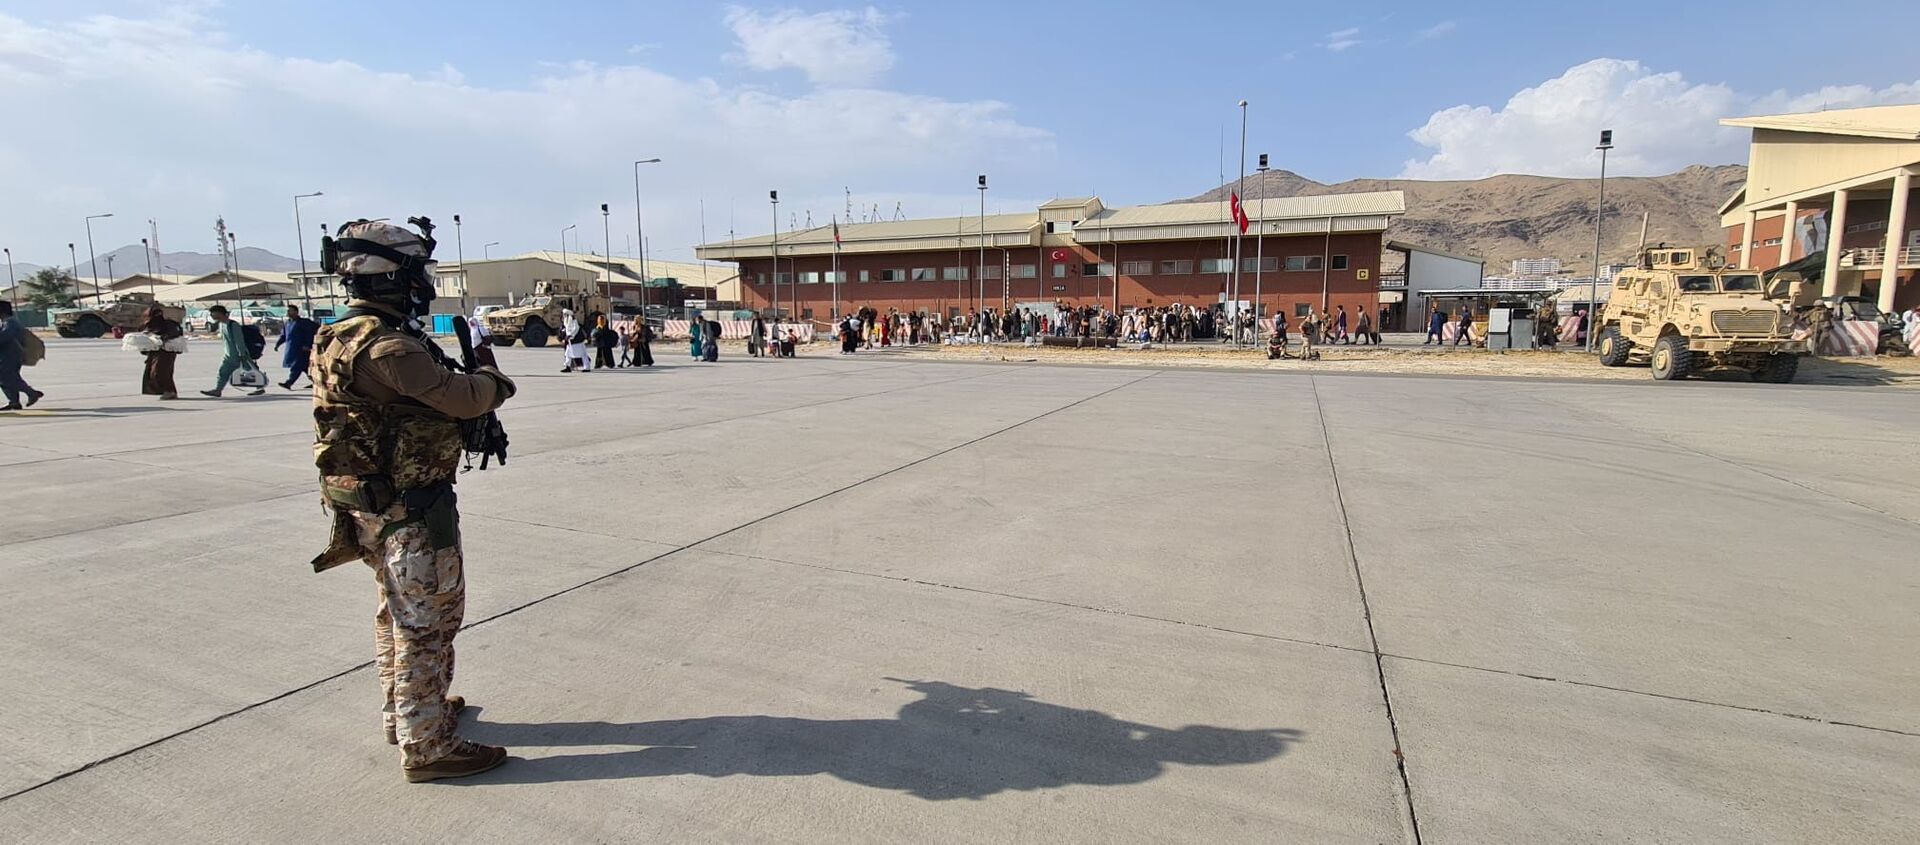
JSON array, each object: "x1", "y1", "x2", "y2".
[
  {"x1": 453, "y1": 214, "x2": 467, "y2": 314},
  {"x1": 600, "y1": 203, "x2": 613, "y2": 305},
  {"x1": 1254, "y1": 153, "x2": 1268, "y2": 345},
  {"x1": 1588, "y1": 129, "x2": 1614, "y2": 351},
  {"x1": 1232, "y1": 100, "x2": 1247, "y2": 345},
  {"x1": 84, "y1": 212, "x2": 113, "y2": 300},
  {"x1": 141, "y1": 238, "x2": 155, "y2": 297},
  {"x1": 294, "y1": 191, "x2": 322, "y2": 310},
  {"x1": 977, "y1": 174, "x2": 988, "y2": 314},
  {"x1": 633, "y1": 157, "x2": 661, "y2": 309},
  {"x1": 770, "y1": 190, "x2": 780, "y2": 319}
]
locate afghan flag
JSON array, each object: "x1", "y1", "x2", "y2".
[
  {"x1": 1230, "y1": 193, "x2": 1251, "y2": 234},
  {"x1": 832, "y1": 216, "x2": 842, "y2": 246}
]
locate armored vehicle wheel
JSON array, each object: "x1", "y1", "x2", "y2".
[
  {"x1": 1649, "y1": 335, "x2": 1692, "y2": 381},
  {"x1": 491, "y1": 337, "x2": 516, "y2": 347},
  {"x1": 521, "y1": 320, "x2": 551, "y2": 348},
  {"x1": 74, "y1": 315, "x2": 110, "y2": 338},
  {"x1": 1753, "y1": 354, "x2": 1798, "y2": 384},
  {"x1": 56, "y1": 327, "x2": 79, "y2": 338},
  {"x1": 1597, "y1": 327, "x2": 1631, "y2": 367}
]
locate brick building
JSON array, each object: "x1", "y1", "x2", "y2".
[
  {"x1": 1719, "y1": 103, "x2": 1919, "y2": 311},
  {"x1": 694, "y1": 193, "x2": 1405, "y2": 322}
]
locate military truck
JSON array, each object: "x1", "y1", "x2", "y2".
[
  {"x1": 482, "y1": 279, "x2": 609, "y2": 348},
  {"x1": 51, "y1": 292, "x2": 185, "y2": 338},
  {"x1": 1595, "y1": 245, "x2": 1803, "y2": 383}
]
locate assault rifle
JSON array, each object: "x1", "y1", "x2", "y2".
[{"x1": 408, "y1": 214, "x2": 509, "y2": 471}]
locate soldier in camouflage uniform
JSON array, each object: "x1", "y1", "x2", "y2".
[{"x1": 309, "y1": 218, "x2": 517, "y2": 782}]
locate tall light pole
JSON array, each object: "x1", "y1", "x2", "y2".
[
  {"x1": 483, "y1": 241, "x2": 499, "y2": 260},
  {"x1": 293, "y1": 191, "x2": 322, "y2": 309},
  {"x1": 453, "y1": 214, "x2": 467, "y2": 314},
  {"x1": 599, "y1": 203, "x2": 613, "y2": 305},
  {"x1": 977, "y1": 174, "x2": 988, "y2": 313},
  {"x1": 633, "y1": 158, "x2": 661, "y2": 310},
  {"x1": 68, "y1": 243, "x2": 78, "y2": 303},
  {"x1": 1254, "y1": 153, "x2": 1268, "y2": 345},
  {"x1": 770, "y1": 190, "x2": 780, "y2": 319},
  {"x1": 3, "y1": 247, "x2": 13, "y2": 306},
  {"x1": 140, "y1": 237, "x2": 155, "y2": 297},
  {"x1": 561, "y1": 224, "x2": 577, "y2": 289},
  {"x1": 1232, "y1": 100, "x2": 1248, "y2": 345},
  {"x1": 1588, "y1": 129, "x2": 1613, "y2": 351},
  {"x1": 84, "y1": 212, "x2": 112, "y2": 299}
]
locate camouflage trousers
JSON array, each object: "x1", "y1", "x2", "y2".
[{"x1": 351, "y1": 503, "x2": 466, "y2": 767}]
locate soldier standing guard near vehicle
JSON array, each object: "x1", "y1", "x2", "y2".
[{"x1": 308, "y1": 218, "x2": 517, "y2": 782}]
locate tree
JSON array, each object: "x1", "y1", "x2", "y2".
[{"x1": 22, "y1": 268, "x2": 78, "y2": 308}]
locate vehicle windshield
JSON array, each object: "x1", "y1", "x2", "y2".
[
  {"x1": 1720, "y1": 274, "x2": 1761, "y2": 292},
  {"x1": 1845, "y1": 300, "x2": 1884, "y2": 320},
  {"x1": 517, "y1": 295, "x2": 550, "y2": 307},
  {"x1": 1678, "y1": 275, "x2": 1716, "y2": 292}
]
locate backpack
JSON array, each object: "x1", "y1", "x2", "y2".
[
  {"x1": 240, "y1": 323, "x2": 266, "y2": 360},
  {"x1": 19, "y1": 326, "x2": 45, "y2": 366}
]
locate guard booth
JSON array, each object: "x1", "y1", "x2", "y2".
[{"x1": 1421, "y1": 289, "x2": 1557, "y2": 348}]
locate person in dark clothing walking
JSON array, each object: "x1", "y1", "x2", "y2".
[
  {"x1": 0, "y1": 300, "x2": 44, "y2": 410},
  {"x1": 274, "y1": 304, "x2": 319, "y2": 389},
  {"x1": 1425, "y1": 307, "x2": 1447, "y2": 345},
  {"x1": 592, "y1": 316, "x2": 619, "y2": 369},
  {"x1": 632, "y1": 321, "x2": 656, "y2": 367},
  {"x1": 1454, "y1": 308, "x2": 1474, "y2": 347},
  {"x1": 141, "y1": 305, "x2": 184, "y2": 399}
]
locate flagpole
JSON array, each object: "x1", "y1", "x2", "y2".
[
  {"x1": 1234, "y1": 99, "x2": 1248, "y2": 346},
  {"x1": 832, "y1": 216, "x2": 841, "y2": 324}
]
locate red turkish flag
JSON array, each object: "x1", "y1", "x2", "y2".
[
  {"x1": 1049, "y1": 248, "x2": 1070, "y2": 262},
  {"x1": 1230, "y1": 193, "x2": 1251, "y2": 234}
]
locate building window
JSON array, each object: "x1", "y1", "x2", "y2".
[
  {"x1": 1846, "y1": 220, "x2": 1887, "y2": 234},
  {"x1": 1045, "y1": 220, "x2": 1077, "y2": 234},
  {"x1": 1121, "y1": 260, "x2": 1153, "y2": 276},
  {"x1": 773, "y1": 272, "x2": 793, "y2": 284},
  {"x1": 875, "y1": 268, "x2": 906, "y2": 282},
  {"x1": 981, "y1": 264, "x2": 1002, "y2": 280},
  {"x1": 1083, "y1": 263, "x2": 1114, "y2": 277},
  {"x1": 1285, "y1": 256, "x2": 1323, "y2": 271},
  {"x1": 858, "y1": 270, "x2": 870, "y2": 282},
  {"x1": 1330, "y1": 255, "x2": 1349, "y2": 270},
  {"x1": 942, "y1": 267, "x2": 969, "y2": 281},
  {"x1": 1199, "y1": 258, "x2": 1232, "y2": 274},
  {"x1": 911, "y1": 267, "x2": 936, "y2": 281},
  {"x1": 1239, "y1": 256, "x2": 1280, "y2": 273},
  {"x1": 1012, "y1": 264, "x2": 1038, "y2": 278},
  {"x1": 823, "y1": 271, "x2": 847, "y2": 284},
  {"x1": 800, "y1": 271, "x2": 819, "y2": 284},
  {"x1": 1294, "y1": 303, "x2": 1312, "y2": 317},
  {"x1": 1762, "y1": 238, "x2": 1782, "y2": 247},
  {"x1": 801, "y1": 308, "x2": 814, "y2": 319},
  {"x1": 1052, "y1": 264, "x2": 1069, "y2": 278},
  {"x1": 1159, "y1": 259, "x2": 1193, "y2": 275},
  {"x1": 1729, "y1": 243, "x2": 1742, "y2": 252}
]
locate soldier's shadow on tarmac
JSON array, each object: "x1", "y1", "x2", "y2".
[{"x1": 456, "y1": 678, "x2": 1303, "y2": 799}]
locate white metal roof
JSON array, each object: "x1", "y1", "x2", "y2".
[
  {"x1": 1082, "y1": 192, "x2": 1405, "y2": 229},
  {"x1": 1720, "y1": 103, "x2": 1920, "y2": 140}
]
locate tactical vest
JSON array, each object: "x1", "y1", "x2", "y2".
[{"x1": 311, "y1": 315, "x2": 463, "y2": 514}]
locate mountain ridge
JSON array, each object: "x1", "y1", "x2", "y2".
[{"x1": 1186, "y1": 164, "x2": 1747, "y2": 274}]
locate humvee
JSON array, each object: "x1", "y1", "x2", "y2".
[
  {"x1": 482, "y1": 279, "x2": 609, "y2": 348},
  {"x1": 1595, "y1": 245, "x2": 1803, "y2": 383},
  {"x1": 52, "y1": 292, "x2": 185, "y2": 338}
]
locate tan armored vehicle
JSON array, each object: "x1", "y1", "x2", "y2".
[
  {"x1": 482, "y1": 279, "x2": 609, "y2": 348},
  {"x1": 1595, "y1": 245, "x2": 1803, "y2": 383},
  {"x1": 52, "y1": 292, "x2": 185, "y2": 338}
]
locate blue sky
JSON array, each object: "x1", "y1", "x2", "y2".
[{"x1": 3, "y1": 1, "x2": 1918, "y2": 268}]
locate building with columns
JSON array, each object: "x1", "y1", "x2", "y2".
[
  {"x1": 1718, "y1": 104, "x2": 1919, "y2": 312},
  {"x1": 693, "y1": 192, "x2": 1406, "y2": 323}
]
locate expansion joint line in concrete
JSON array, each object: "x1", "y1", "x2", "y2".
[
  {"x1": 1311, "y1": 375, "x2": 1425, "y2": 845},
  {"x1": 0, "y1": 369, "x2": 1160, "y2": 805}
]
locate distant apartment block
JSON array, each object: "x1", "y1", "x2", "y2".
[{"x1": 1509, "y1": 257, "x2": 1562, "y2": 277}]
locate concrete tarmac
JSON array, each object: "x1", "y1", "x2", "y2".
[{"x1": 1, "y1": 337, "x2": 1916, "y2": 843}]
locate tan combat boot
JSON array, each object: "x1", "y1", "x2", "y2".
[{"x1": 403, "y1": 741, "x2": 509, "y2": 783}]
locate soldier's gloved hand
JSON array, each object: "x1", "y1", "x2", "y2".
[{"x1": 478, "y1": 366, "x2": 517, "y2": 399}]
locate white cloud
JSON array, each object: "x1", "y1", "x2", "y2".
[
  {"x1": 1415, "y1": 21, "x2": 1456, "y2": 40},
  {"x1": 724, "y1": 5, "x2": 894, "y2": 87},
  {"x1": 1324, "y1": 27, "x2": 1362, "y2": 52},
  {"x1": 1399, "y1": 58, "x2": 1920, "y2": 179},
  {"x1": 0, "y1": 8, "x2": 1052, "y2": 267}
]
